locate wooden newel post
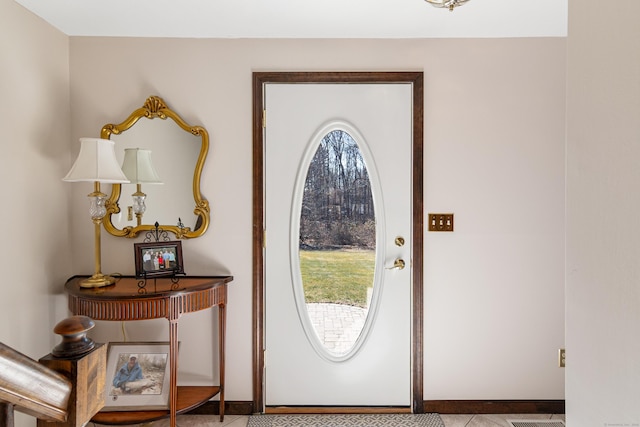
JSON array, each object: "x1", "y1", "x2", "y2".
[
  {"x1": 37, "y1": 345, "x2": 106, "y2": 427},
  {"x1": 0, "y1": 402, "x2": 15, "y2": 427},
  {"x1": 0, "y1": 316, "x2": 106, "y2": 427},
  {"x1": 37, "y1": 316, "x2": 106, "y2": 427}
]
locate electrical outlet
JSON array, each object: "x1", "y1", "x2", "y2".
[
  {"x1": 428, "y1": 213, "x2": 454, "y2": 232},
  {"x1": 558, "y1": 348, "x2": 565, "y2": 368}
]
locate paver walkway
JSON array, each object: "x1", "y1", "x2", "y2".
[{"x1": 306, "y1": 303, "x2": 367, "y2": 356}]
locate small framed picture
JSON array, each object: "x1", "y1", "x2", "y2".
[
  {"x1": 104, "y1": 342, "x2": 173, "y2": 411},
  {"x1": 134, "y1": 241, "x2": 184, "y2": 278}
]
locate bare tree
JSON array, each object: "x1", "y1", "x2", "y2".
[{"x1": 300, "y1": 130, "x2": 375, "y2": 250}]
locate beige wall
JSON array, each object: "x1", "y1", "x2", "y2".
[
  {"x1": 6, "y1": 0, "x2": 640, "y2": 421},
  {"x1": 69, "y1": 37, "x2": 566, "y2": 403},
  {"x1": 0, "y1": 0, "x2": 71, "y2": 425},
  {"x1": 566, "y1": 0, "x2": 640, "y2": 424},
  {"x1": 0, "y1": 0, "x2": 70, "y2": 363}
]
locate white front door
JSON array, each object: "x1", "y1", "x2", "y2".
[{"x1": 264, "y1": 82, "x2": 414, "y2": 406}]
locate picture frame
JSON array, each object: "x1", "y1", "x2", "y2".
[
  {"x1": 104, "y1": 342, "x2": 173, "y2": 411},
  {"x1": 134, "y1": 241, "x2": 184, "y2": 278}
]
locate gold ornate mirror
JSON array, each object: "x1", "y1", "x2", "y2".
[{"x1": 101, "y1": 96, "x2": 209, "y2": 239}]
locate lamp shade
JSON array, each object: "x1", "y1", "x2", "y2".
[
  {"x1": 63, "y1": 138, "x2": 130, "y2": 183},
  {"x1": 121, "y1": 148, "x2": 163, "y2": 184}
]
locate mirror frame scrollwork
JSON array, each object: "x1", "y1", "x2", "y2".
[{"x1": 101, "y1": 96, "x2": 210, "y2": 239}]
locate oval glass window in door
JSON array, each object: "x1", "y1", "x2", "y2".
[{"x1": 294, "y1": 127, "x2": 380, "y2": 360}]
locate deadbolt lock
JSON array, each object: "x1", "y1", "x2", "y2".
[{"x1": 395, "y1": 236, "x2": 405, "y2": 247}]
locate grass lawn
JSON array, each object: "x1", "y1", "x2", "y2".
[{"x1": 299, "y1": 249, "x2": 375, "y2": 308}]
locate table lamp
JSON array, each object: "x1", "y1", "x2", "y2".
[
  {"x1": 63, "y1": 138, "x2": 130, "y2": 288},
  {"x1": 120, "y1": 148, "x2": 163, "y2": 226}
]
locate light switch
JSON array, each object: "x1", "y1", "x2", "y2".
[{"x1": 428, "y1": 213, "x2": 454, "y2": 232}]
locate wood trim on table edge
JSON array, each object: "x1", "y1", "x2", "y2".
[
  {"x1": 188, "y1": 400, "x2": 565, "y2": 416},
  {"x1": 252, "y1": 71, "x2": 424, "y2": 414}
]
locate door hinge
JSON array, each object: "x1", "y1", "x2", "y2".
[
  {"x1": 262, "y1": 109, "x2": 266, "y2": 128},
  {"x1": 263, "y1": 229, "x2": 266, "y2": 248}
]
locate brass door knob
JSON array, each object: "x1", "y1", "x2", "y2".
[{"x1": 386, "y1": 259, "x2": 406, "y2": 270}]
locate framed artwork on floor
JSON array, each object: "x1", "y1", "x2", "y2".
[{"x1": 104, "y1": 342, "x2": 172, "y2": 411}]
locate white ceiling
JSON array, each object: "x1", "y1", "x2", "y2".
[{"x1": 16, "y1": 0, "x2": 567, "y2": 39}]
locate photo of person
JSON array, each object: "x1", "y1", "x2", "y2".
[
  {"x1": 109, "y1": 352, "x2": 168, "y2": 396},
  {"x1": 134, "y1": 241, "x2": 184, "y2": 278},
  {"x1": 142, "y1": 250, "x2": 154, "y2": 271},
  {"x1": 142, "y1": 247, "x2": 177, "y2": 272}
]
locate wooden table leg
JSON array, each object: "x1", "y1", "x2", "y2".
[
  {"x1": 219, "y1": 302, "x2": 226, "y2": 422},
  {"x1": 169, "y1": 306, "x2": 179, "y2": 427}
]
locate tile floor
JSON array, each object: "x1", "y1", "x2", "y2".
[
  {"x1": 438, "y1": 414, "x2": 566, "y2": 426},
  {"x1": 95, "y1": 413, "x2": 566, "y2": 427}
]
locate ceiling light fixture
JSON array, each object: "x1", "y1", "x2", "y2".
[{"x1": 424, "y1": 0, "x2": 470, "y2": 11}]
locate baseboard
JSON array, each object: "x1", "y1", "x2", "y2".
[
  {"x1": 423, "y1": 400, "x2": 565, "y2": 414},
  {"x1": 188, "y1": 403, "x2": 411, "y2": 416},
  {"x1": 187, "y1": 400, "x2": 565, "y2": 416},
  {"x1": 187, "y1": 401, "x2": 255, "y2": 416}
]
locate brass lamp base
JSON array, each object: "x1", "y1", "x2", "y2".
[{"x1": 80, "y1": 273, "x2": 116, "y2": 288}]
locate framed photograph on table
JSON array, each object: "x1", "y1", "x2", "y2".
[
  {"x1": 104, "y1": 342, "x2": 173, "y2": 411},
  {"x1": 134, "y1": 241, "x2": 184, "y2": 278}
]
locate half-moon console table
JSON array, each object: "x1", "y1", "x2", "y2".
[{"x1": 65, "y1": 275, "x2": 233, "y2": 427}]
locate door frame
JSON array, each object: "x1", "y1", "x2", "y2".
[{"x1": 252, "y1": 72, "x2": 424, "y2": 413}]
